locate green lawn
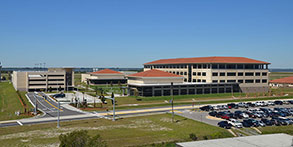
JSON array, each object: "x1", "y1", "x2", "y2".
[
  {"x1": 259, "y1": 125, "x2": 293, "y2": 135},
  {"x1": 0, "y1": 114, "x2": 232, "y2": 147},
  {"x1": 0, "y1": 82, "x2": 32, "y2": 121},
  {"x1": 74, "y1": 73, "x2": 81, "y2": 86}
]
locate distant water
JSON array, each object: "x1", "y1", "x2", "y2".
[{"x1": 270, "y1": 68, "x2": 293, "y2": 72}]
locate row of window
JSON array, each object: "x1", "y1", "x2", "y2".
[
  {"x1": 145, "y1": 64, "x2": 268, "y2": 69},
  {"x1": 193, "y1": 72, "x2": 206, "y2": 76},
  {"x1": 212, "y1": 79, "x2": 267, "y2": 83},
  {"x1": 212, "y1": 72, "x2": 267, "y2": 77}
]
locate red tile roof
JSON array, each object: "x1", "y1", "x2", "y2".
[
  {"x1": 91, "y1": 69, "x2": 123, "y2": 74},
  {"x1": 128, "y1": 69, "x2": 183, "y2": 77},
  {"x1": 144, "y1": 57, "x2": 270, "y2": 65},
  {"x1": 270, "y1": 77, "x2": 293, "y2": 84}
]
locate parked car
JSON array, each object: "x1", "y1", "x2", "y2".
[
  {"x1": 52, "y1": 93, "x2": 65, "y2": 98},
  {"x1": 200, "y1": 105, "x2": 213, "y2": 111},
  {"x1": 242, "y1": 119, "x2": 254, "y2": 127},
  {"x1": 227, "y1": 103, "x2": 238, "y2": 109},
  {"x1": 228, "y1": 119, "x2": 243, "y2": 128},
  {"x1": 261, "y1": 118, "x2": 274, "y2": 126},
  {"x1": 274, "y1": 100, "x2": 283, "y2": 105},
  {"x1": 218, "y1": 121, "x2": 232, "y2": 129},
  {"x1": 209, "y1": 111, "x2": 217, "y2": 117}
]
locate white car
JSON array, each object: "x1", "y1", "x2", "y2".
[{"x1": 228, "y1": 119, "x2": 243, "y2": 128}]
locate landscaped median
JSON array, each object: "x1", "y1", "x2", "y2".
[{"x1": 0, "y1": 114, "x2": 233, "y2": 147}]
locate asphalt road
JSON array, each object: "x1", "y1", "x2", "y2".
[{"x1": 26, "y1": 92, "x2": 84, "y2": 117}]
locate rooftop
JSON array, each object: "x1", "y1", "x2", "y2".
[
  {"x1": 91, "y1": 69, "x2": 123, "y2": 75},
  {"x1": 270, "y1": 76, "x2": 293, "y2": 84},
  {"x1": 177, "y1": 133, "x2": 293, "y2": 147},
  {"x1": 144, "y1": 56, "x2": 270, "y2": 65},
  {"x1": 128, "y1": 69, "x2": 183, "y2": 78}
]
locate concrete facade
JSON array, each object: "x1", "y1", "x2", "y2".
[
  {"x1": 12, "y1": 68, "x2": 74, "y2": 92},
  {"x1": 144, "y1": 58, "x2": 270, "y2": 93},
  {"x1": 81, "y1": 69, "x2": 127, "y2": 85}
]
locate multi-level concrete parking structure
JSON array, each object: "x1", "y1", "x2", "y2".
[
  {"x1": 12, "y1": 68, "x2": 74, "y2": 92},
  {"x1": 143, "y1": 57, "x2": 270, "y2": 93}
]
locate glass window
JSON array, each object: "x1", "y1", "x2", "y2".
[
  {"x1": 198, "y1": 64, "x2": 202, "y2": 69},
  {"x1": 220, "y1": 80, "x2": 225, "y2": 83},
  {"x1": 262, "y1": 79, "x2": 267, "y2": 83},
  {"x1": 212, "y1": 80, "x2": 218, "y2": 83},
  {"x1": 203, "y1": 64, "x2": 207, "y2": 69},
  {"x1": 184, "y1": 72, "x2": 187, "y2": 75},
  {"x1": 238, "y1": 72, "x2": 243, "y2": 76},
  {"x1": 238, "y1": 80, "x2": 243, "y2": 83},
  {"x1": 227, "y1": 72, "x2": 236, "y2": 76},
  {"x1": 255, "y1": 79, "x2": 261, "y2": 83},
  {"x1": 227, "y1": 80, "x2": 236, "y2": 83},
  {"x1": 245, "y1": 72, "x2": 254, "y2": 76},
  {"x1": 212, "y1": 64, "x2": 218, "y2": 69},
  {"x1": 193, "y1": 72, "x2": 196, "y2": 76},
  {"x1": 212, "y1": 72, "x2": 218, "y2": 76},
  {"x1": 197, "y1": 79, "x2": 201, "y2": 82},
  {"x1": 262, "y1": 72, "x2": 267, "y2": 76},
  {"x1": 202, "y1": 80, "x2": 206, "y2": 83},
  {"x1": 220, "y1": 72, "x2": 226, "y2": 76},
  {"x1": 255, "y1": 72, "x2": 261, "y2": 76},
  {"x1": 202, "y1": 72, "x2": 206, "y2": 76},
  {"x1": 198, "y1": 72, "x2": 202, "y2": 76},
  {"x1": 245, "y1": 79, "x2": 254, "y2": 83},
  {"x1": 219, "y1": 64, "x2": 225, "y2": 69}
]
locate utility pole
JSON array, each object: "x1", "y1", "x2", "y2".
[
  {"x1": 57, "y1": 101, "x2": 60, "y2": 128},
  {"x1": 112, "y1": 92, "x2": 115, "y2": 121},
  {"x1": 171, "y1": 82, "x2": 174, "y2": 123}
]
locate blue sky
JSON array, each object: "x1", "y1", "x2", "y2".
[{"x1": 0, "y1": 0, "x2": 292, "y2": 68}]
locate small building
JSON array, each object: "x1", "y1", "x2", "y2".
[
  {"x1": 176, "y1": 133, "x2": 293, "y2": 147},
  {"x1": 81, "y1": 69, "x2": 127, "y2": 85},
  {"x1": 127, "y1": 69, "x2": 240, "y2": 97},
  {"x1": 12, "y1": 68, "x2": 74, "y2": 92},
  {"x1": 270, "y1": 76, "x2": 293, "y2": 88}
]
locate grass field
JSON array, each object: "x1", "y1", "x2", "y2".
[
  {"x1": 269, "y1": 72, "x2": 293, "y2": 80},
  {"x1": 74, "y1": 73, "x2": 82, "y2": 86},
  {"x1": 259, "y1": 125, "x2": 293, "y2": 135},
  {"x1": 0, "y1": 114, "x2": 233, "y2": 147},
  {"x1": 0, "y1": 82, "x2": 33, "y2": 121}
]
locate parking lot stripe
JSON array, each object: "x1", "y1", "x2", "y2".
[{"x1": 16, "y1": 121, "x2": 23, "y2": 126}]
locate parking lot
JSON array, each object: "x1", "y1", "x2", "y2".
[{"x1": 176, "y1": 99, "x2": 293, "y2": 136}]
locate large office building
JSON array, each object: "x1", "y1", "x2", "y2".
[
  {"x1": 12, "y1": 68, "x2": 74, "y2": 92},
  {"x1": 81, "y1": 69, "x2": 127, "y2": 85},
  {"x1": 143, "y1": 57, "x2": 270, "y2": 93}
]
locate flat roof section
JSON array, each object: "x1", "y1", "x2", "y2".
[
  {"x1": 177, "y1": 133, "x2": 293, "y2": 147},
  {"x1": 144, "y1": 56, "x2": 270, "y2": 65},
  {"x1": 91, "y1": 68, "x2": 123, "y2": 75},
  {"x1": 128, "y1": 69, "x2": 183, "y2": 77}
]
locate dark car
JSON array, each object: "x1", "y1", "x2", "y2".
[
  {"x1": 52, "y1": 93, "x2": 65, "y2": 98},
  {"x1": 209, "y1": 111, "x2": 217, "y2": 117},
  {"x1": 218, "y1": 121, "x2": 232, "y2": 129},
  {"x1": 287, "y1": 100, "x2": 293, "y2": 104},
  {"x1": 242, "y1": 119, "x2": 254, "y2": 127},
  {"x1": 261, "y1": 119, "x2": 273, "y2": 126},
  {"x1": 200, "y1": 105, "x2": 213, "y2": 111},
  {"x1": 274, "y1": 100, "x2": 283, "y2": 105},
  {"x1": 227, "y1": 103, "x2": 238, "y2": 109}
]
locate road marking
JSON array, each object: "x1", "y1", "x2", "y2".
[
  {"x1": 40, "y1": 95, "x2": 63, "y2": 111},
  {"x1": 17, "y1": 121, "x2": 23, "y2": 126},
  {"x1": 252, "y1": 127, "x2": 262, "y2": 134}
]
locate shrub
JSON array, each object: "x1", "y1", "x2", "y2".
[
  {"x1": 59, "y1": 130, "x2": 107, "y2": 147},
  {"x1": 189, "y1": 133, "x2": 198, "y2": 141}
]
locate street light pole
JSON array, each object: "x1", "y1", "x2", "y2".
[
  {"x1": 57, "y1": 101, "x2": 60, "y2": 128},
  {"x1": 34, "y1": 94, "x2": 37, "y2": 115},
  {"x1": 112, "y1": 93, "x2": 115, "y2": 121},
  {"x1": 171, "y1": 82, "x2": 174, "y2": 123}
]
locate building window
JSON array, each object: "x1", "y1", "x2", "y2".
[
  {"x1": 212, "y1": 72, "x2": 218, "y2": 76},
  {"x1": 184, "y1": 79, "x2": 187, "y2": 82},
  {"x1": 193, "y1": 64, "x2": 197, "y2": 68},
  {"x1": 262, "y1": 79, "x2": 267, "y2": 83},
  {"x1": 203, "y1": 64, "x2": 207, "y2": 69},
  {"x1": 197, "y1": 79, "x2": 201, "y2": 82},
  {"x1": 212, "y1": 64, "x2": 218, "y2": 69},
  {"x1": 238, "y1": 72, "x2": 243, "y2": 76},
  {"x1": 180, "y1": 72, "x2": 183, "y2": 75},
  {"x1": 220, "y1": 72, "x2": 225, "y2": 76},
  {"x1": 245, "y1": 72, "x2": 254, "y2": 76},
  {"x1": 255, "y1": 79, "x2": 261, "y2": 83},
  {"x1": 255, "y1": 72, "x2": 261, "y2": 76},
  {"x1": 202, "y1": 80, "x2": 206, "y2": 83},
  {"x1": 176, "y1": 72, "x2": 179, "y2": 75},
  {"x1": 202, "y1": 72, "x2": 206, "y2": 76},
  {"x1": 219, "y1": 64, "x2": 225, "y2": 69},
  {"x1": 262, "y1": 72, "x2": 267, "y2": 76},
  {"x1": 237, "y1": 64, "x2": 244, "y2": 69},
  {"x1": 220, "y1": 80, "x2": 225, "y2": 83},
  {"x1": 238, "y1": 80, "x2": 243, "y2": 83},
  {"x1": 227, "y1": 64, "x2": 236, "y2": 69},
  {"x1": 193, "y1": 72, "x2": 196, "y2": 76},
  {"x1": 207, "y1": 64, "x2": 211, "y2": 69},
  {"x1": 198, "y1": 72, "x2": 202, "y2": 76},
  {"x1": 227, "y1": 80, "x2": 236, "y2": 83},
  {"x1": 184, "y1": 72, "x2": 187, "y2": 75},
  {"x1": 227, "y1": 72, "x2": 236, "y2": 76},
  {"x1": 198, "y1": 64, "x2": 202, "y2": 69},
  {"x1": 212, "y1": 80, "x2": 218, "y2": 83},
  {"x1": 193, "y1": 79, "x2": 196, "y2": 82},
  {"x1": 245, "y1": 79, "x2": 254, "y2": 83}
]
